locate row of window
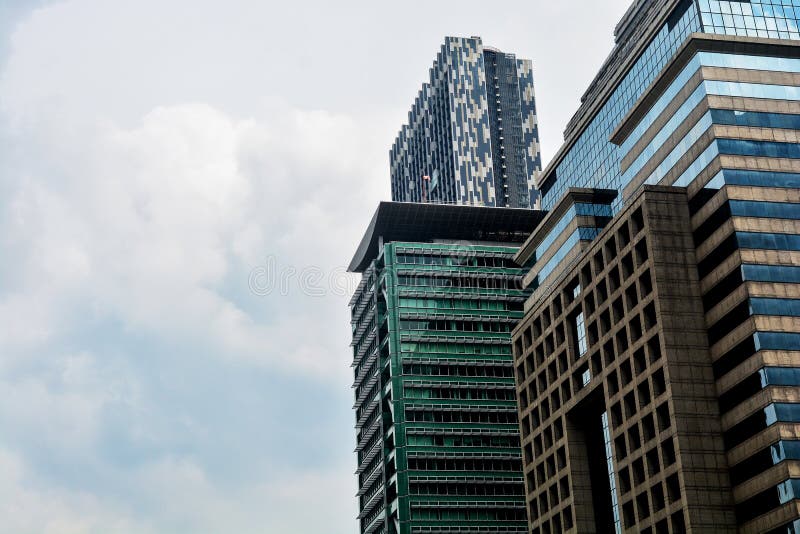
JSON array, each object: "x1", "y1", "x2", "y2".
[
  {"x1": 724, "y1": 402, "x2": 800, "y2": 449},
  {"x1": 619, "y1": 48, "x2": 800, "y2": 160},
  {"x1": 400, "y1": 319, "x2": 512, "y2": 333},
  {"x1": 397, "y1": 275, "x2": 521, "y2": 290},
  {"x1": 750, "y1": 297, "x2": 800, "y2": 317},
  {"x1": 670, "y1": 98, "x2": 800, "y2": 191},
  {"x1": 534, "y1": 203, "x2": 614, "y2": 265},
  {"x1": 406, "y1": 434, "x2": 520, "y2": 448},
  {"x1": 729, "y1": 199, "x2": 800, "y2": 220},
  {"x1": 404, "y1": 386, "x2": 516, "y2": 401},
  {"x1": 701, "y1": 0, "x2": 800, "y2": 20},
  {"x1": 410, "y1": 508, "x2": 526, "y2": 522},
  {"x1": 736, "y1": 478, "x2": 800, "y2": 524},
  {"x1": 705, "y1": 17, "x2": 800, "y2": 39},
  {"x1": 714, "y1": 331, "x2": 800, "y2": 379},
  {"x1": 536, "y1": 227, "x2": 604, "y2": 286},
  {"x1": 400, "y1": 342, "x2": 512, "y2": 356},
  {"x1": 742, "y1": 264, "x2": 800, "y2": 284},
  {"x1": 619, "y1": 47, "x2": 800, "y2": 182},
  {"x1": 621, "y1": 80, "x2": 705, "y2": 179},
  {"x1": 398, "y1": 297, "x2": 523, "y2": 312},
  {"x1": 406, "y1": 410, "x2": 518, "y2": 424},
  {"x1": 737, "y1": 231, "x2": 800, "y2": 252},
  {"x1": 395, "y1": 253, "x2": 518, "y2": 268},
  {"x1": 720, "y1": 367, "x2": 800, "y2": 413},
  {"x1": 407, "y1": 457, "x2": 522, "y2": 472},
  {"x1": 709, "y1": 296, "x2": 800, "y2": 345},
  {"x1": 706, "y1": 79, "x2": 800, "y2": 103},
  {"x1": 401, "y1": 363, "x2": 513, "y2": 378},
  {"x1": 711, "y1": 108, "x2": 800, "y2": 130},
  {"x1": 705, "y1": 169, "x2": 800, "y2": 192},
  {"x1": 408, "y1": 482, "x2": 525, "y2": 496},
  {"x1": 643, "y1": 111, "x2": 713, "y2": 188},
  {"x1": 543, "y1": 0, "x2": 699, "y2": 209},
  {"x1": 693, "y1": 139, "x2": 800, "y2": 185}
]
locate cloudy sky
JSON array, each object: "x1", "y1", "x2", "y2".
[{"x1": 0, "y1": 1, "x2": 631, "y2": 532}]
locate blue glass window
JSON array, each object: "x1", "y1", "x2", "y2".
[
  {"x1": 742, "y1": 264, "x2": 800, "y2": 284},
  {"x1": 730, "y1": 440, "x2": 800, "y2": 486},
  {"x1": 721, "y1": 169, "x2": 800, "y2": 189},
  {"x1": 673, "y1": 141, "x2": 720, "y2": 187},
  {"x1": 536, "y1": 227, "x2": 602, "y2": 285},
  {"x1": 534, "y1": 203, "x2": 613, "y2": 263},
  {"x1": 737, "y1": 232, "x2": 800, "y2": 252},
  {"x1": 711, "y1": 108, "x2": 800, "y2": 129},
  {"x1": 767, "y1": 403, "x2": 800, "y2": 426},
  {"x1": 754, "y1": 331, "x2": 800, "y2": 351},
  {"x1": 622, "y1": 83, "x2": 706, "y2": 175},
  {"x1": 729, "y1": 200, "x2": 800, "y2": 220},
  {"x1": 700, "y1": 0, "x2": 800, "y2": 40},
  {"x1": 761, "y1": 367, "x2": 800, "y2": 387},
  {"x1": 642, "y1": 112, "x2": 714, "y2": 186},
  {"x1": 706, "y1": 80, "x2": 800, "y2": 101}
]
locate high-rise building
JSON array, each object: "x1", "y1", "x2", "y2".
[
  {"x1": 511, "y1": 0, "x2": 800, "y2": 533},
  {"x1": 348, "y1": 202, "x2": 544, "y2": 534},
  {"x1": 390, "y1": 36, "x2": 542, "y2": 208}
]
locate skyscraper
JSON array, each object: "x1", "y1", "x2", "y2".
[
  {"x1": 512, "y1": 0, "x2": 800, "y2": 532},
  {"x1": 348, "y1": 202, "x2": 543, "y2": 534},
  {"x1": 390, "y1": 36, "x2": 542, "y2": 208}
]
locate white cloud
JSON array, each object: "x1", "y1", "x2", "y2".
[
  {"x1": 0, "y1": 32, "x2": 373, "y2": 534},
  {"x1": 0, "y1": 99, "x2": 383, "y2": 376}
]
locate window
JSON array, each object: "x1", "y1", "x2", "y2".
[{"x1": 574, "y1": 312, "x2": 589, "y2": 357}]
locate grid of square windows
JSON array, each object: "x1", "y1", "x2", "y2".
[{"x1": 514, "y1": 199, "x2": 696, "y2": 532}]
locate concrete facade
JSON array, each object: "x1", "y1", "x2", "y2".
[{"x1": 513, "y1": 187, "x2": 736, "y2": 533}]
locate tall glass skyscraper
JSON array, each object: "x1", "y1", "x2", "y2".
[
  {"x1": 513, "y1": 0, "x2": 800, "y2": 532},
  {"x1": 390, "y1": 36, "x2": 542, "y2": 208}
]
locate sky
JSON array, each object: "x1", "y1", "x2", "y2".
[{"x1": 0, "y1": 1, "x2": 631, "y2": 532}]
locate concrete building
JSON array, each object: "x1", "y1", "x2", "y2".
[
  {"x1": 511, "y1": 0, "x2": 800, "y2": 532},
  {"x1": 348, "y1": 202, "x2": 543, "y2": 534},
  {"x1": 390, "y1": 37, "x2": 542, "y2": 208}
]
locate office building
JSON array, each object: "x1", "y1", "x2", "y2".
[
  {"x1": 390, "y1": 36, "x2": 542, "y2": 208},
  {"x1": 512, "y1": 0, "x2": 800, "y2": 532},
  {"x1": 349, "y1": 202, "x2": 544, "y2": 534}
]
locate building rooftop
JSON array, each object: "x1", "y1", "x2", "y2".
[{"x1": 348, "y1": 202, "x2": 545, "y2": 272}]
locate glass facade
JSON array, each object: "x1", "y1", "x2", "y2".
[
  {"x1": 541, "y1": 1, "x2": 700, "y2": 210},
  {"x1": 541, "y1": 3, "x2": 800, "y2": 211},
  {"x1": 351, "y1": 239, "x2": 531, "y2": 534},
  {"x1": 699, "y1": 0, "x2": 800, "y2": 39}
]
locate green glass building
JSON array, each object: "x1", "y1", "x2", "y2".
[{"x1": 348, "y1": 202, "x2": 543, "y2": 534}]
